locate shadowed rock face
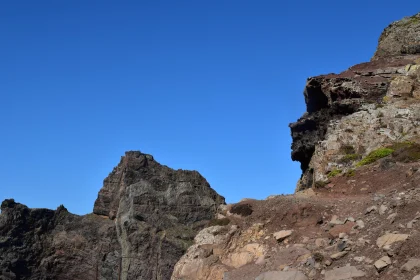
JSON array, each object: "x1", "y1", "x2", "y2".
[
  {"x1": 0, "y1": 200, "x2": 120, "y2": 280},
  {"x1": 290, "y1": 13, "x2": 420, "y2": 190},
  {"x1": 94, "y1": 151, "x2": 224, "y2": 225},
  {"x1": 0, "y1": 151, "x2": 225, "y2": 280}
]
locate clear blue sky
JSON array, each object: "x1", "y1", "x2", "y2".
[{"x1": 0, "y1": 1, "x2": 418, "y2": 214}]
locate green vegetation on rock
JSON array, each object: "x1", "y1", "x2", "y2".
[
  {"x1": 327, "y1": 169, "x2": 342, "y2": 178},
  {"x1": 399, "y1": 15, "x2": 420, "y2": 27},
  {"x1": 340, "y1": 145, "x2": 356, "y2": 155},
  {"x1": 314, "y1": 181, "x2": 328, "y2": 189},
  {"x1": 391, "y1": 142, "x2": 420, "y2": 162},
  {"x1": 339, "y1": 154, "x2": 360, "y2": 164},
  {"x1": 356, "y1": 148, "x2": 394, "y2": 167},
  {"x1": 345, "y1": 169, "x2": 356, "y2": 177}
]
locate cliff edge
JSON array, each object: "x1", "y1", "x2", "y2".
[
  {"x1": 172, "y1": 12, "x2": 420, "y2": 280},
  {"x1": 290, "y1": 12, "x2": 420, "y2": 191}
]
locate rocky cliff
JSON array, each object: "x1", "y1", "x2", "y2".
[
  {"x1": 290, "y1": 12, "x2": 420, "y2": 191},
  {"x1": 172, "y1": 12, "x2": 420, "y2": 280},
  {"x1": 2, "y1": 11, "x2": 420, "y2": 280},
  {"x1": 0, "y1": 151, "x2": 225, "y2": 280}
]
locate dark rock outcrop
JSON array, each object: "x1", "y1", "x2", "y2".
[
  {"x1": 290, "y1": 12, "x2": 420, "y2": 191},
  {"x1": 0, "y1": 151, "x2": 225, "y2": 280},
  {"x1": 0, "y1": 199, "x2": 120, "y2": 280}
]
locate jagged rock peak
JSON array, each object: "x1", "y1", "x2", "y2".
[
  {"x1": 93, "y1": 150, "x2": 225, "y2": 279},
  {"x1": 93, "y1": 150, "x2": 225, "y2": 221},
  {"x1": 373, "y1": 12, "x2": 420, "y2": 60},
  {"x1": 0, "y1": 151, "x2": 225, "y2": 280}
]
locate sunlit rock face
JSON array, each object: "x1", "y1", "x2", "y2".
[
  {"x1": 290, "y1": 13, "x2": 420, "y2": 191},
  {"x1": 373, "y1": 13, "x2": 420, "y2": 60}
]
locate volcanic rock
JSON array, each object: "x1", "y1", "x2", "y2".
[
  {"x1": 0, "y1": 151, "x2": 224, "y2": 280},
  {"x1": 290, "y1": 12, "x2": 420, "y2": 191}
]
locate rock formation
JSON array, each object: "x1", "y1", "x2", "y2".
[
  {"x1": 2, "y1": 11, "x2": 420, "y2": 280},
  {"x1": 290, "y1": 12, "x2": 420, "y2": 191},
  {"x1": 172, "y1": 12, "x2": 420, "y2": 280},
  {"x1": 0, "y1": 151, "x2": 224, "y2": 280}
]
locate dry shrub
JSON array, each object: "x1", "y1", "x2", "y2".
[{"x1": 230, "y1": 203, "x2": 253, "y2": 216}]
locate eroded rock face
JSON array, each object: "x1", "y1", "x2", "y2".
[
  {"x1": 290, "y1": 13, "x2": 420, "y2": 191},
  {"x1": 97, "y1": 151, "x2": 225, "y2": 280},
  {"x1": 0, "y1": 199, "x2": 120, "y2": 280},
  {"x1": 0, "y1": 151, "x2": 225, "y2": 280},
  {"x1": 373, "y1": 13, "x2": 420, "y2": 60}
]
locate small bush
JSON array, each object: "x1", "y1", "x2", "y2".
[
  {"x1": 345, "y1": 169, "x2": 356, "y2": 177},
  {"x1": 314, "y1": 181, "x2": 328, "y2": 189},
  {"x1": 356, "y1": 148, "x2": 394, "y2": 167},
  {"x1": 230, "y1": 203, "x2": 253, "y2": 216},
  {"x1": 327, "y1": 169, "x2": 342, "y2": 178},
  {"x1": 390, "y1": 141, "x2": 414, "y2": 150},
  {"x1": 392, "y1": 142, "x2": 420, "y2": 162},
  {"x1": 340, "y1": 145, "x2": 355, "y2": 155},
  {"x1": 338, "y1": 154, "x2": 360, "y2": 164},
  {"x1": 208, "y1": 217, "x2": 230, "y2": 227},
  {"x1": 313, "y1": 252, "x2": 324, "y2": 263}
]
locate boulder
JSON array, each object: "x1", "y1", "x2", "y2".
[
  {"x1": 273, "y1": 230, "x2": 293, "y2": 242},
  {"x1": 374, "y1": 256, "x2": 392, "y2": 272},
  {"x1": 376, "y1": 233, "x2": 409, "y2": 248},
  {"x1": 325, "y1": 266, "x2": 365, "y2": 280},
  {"x1": 401, "y1": 259, "x2": 420, "y2": 272}
]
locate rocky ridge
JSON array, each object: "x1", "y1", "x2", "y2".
[
  {"x1": 172, "y1": 12, "x2": 420, "y2": 280},
  {"x1": 1, "y1": 11, "x2": 420, "y2": 280},
  {"x1": 0, "y1": 151, "x2": 224, "y2": 280}
]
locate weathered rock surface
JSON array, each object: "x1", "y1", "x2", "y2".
[
  {"x1": 172, "y1": 12, "x2": 420, "y2": 280},
  {"x1": 325, "y1": 266, "x2": 365, "y2": 280},
  {"x1": 255, "y1": 270, "x2": 308, "y2": 280},
  {"x1": 290, "y1": 12, "x2": 420, "y2": 191},
  {"x1": 401, "y1": 259, "x2": 420, "y2": 272},
  {"x1": 0, "y1": 151, "x2": 224, "y2": 280},
  {"x1": 3, "y1": 11, "x2": 420, "y2": 280},
  {"x1": 374, "y1": 256, "x2": 392, "y2": 272},
  {"x1": 376, "y1": 233, "x2": 409, "y2": 248},
  {"x1": 0, "y1": 200, "x2": 120, "y2": 280},
  {"x1": 171, "y1": 162, "x2": 420, "y2": 280},
  {"x1": 373, "y1": 13, "x2": 420, "y2": 60},
  {"x1": 94, "y1": 151, "x2": 224, "y2": 280}
]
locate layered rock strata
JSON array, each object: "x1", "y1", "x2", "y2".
[{"x1": 290, "y1": 12, "x2": 420, "y2": 190}]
